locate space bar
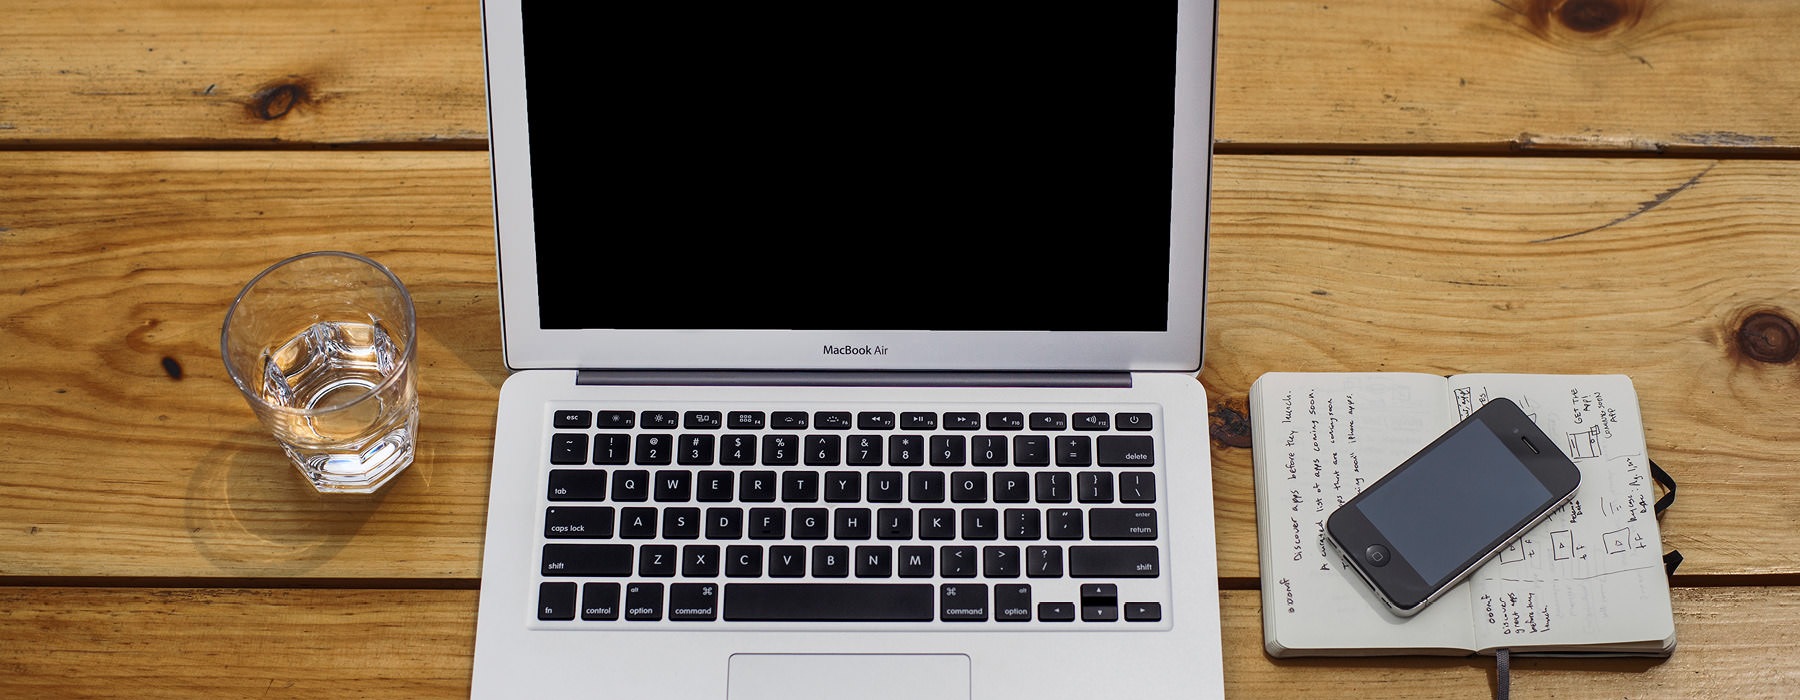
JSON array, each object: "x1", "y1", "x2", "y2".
[{"x1": 723, "y1": 583, "x2": 936, "y2": 622}]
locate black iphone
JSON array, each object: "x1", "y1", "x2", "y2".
[{"x1": 1325, "y1": 398, "x2": 1581, "y2": 616}]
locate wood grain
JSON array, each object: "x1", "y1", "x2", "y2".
[
  {"x1": 2, "y1": 153, "x2": 1796, "y2": 585},
  {"x1": 5, "y1": 2, "x2": 1800, "y2": 152},
  {"x1": 0, "y1": 586, "x2": 1792, "y2": 698}
]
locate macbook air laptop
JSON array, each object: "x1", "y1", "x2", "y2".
[{"x1": 472, "y1": 2, "x2": 1223, "y2": 698}]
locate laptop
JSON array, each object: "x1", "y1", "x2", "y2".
[{"x1": 471, "y1": 2, "x2": 1223, "y2": 698}]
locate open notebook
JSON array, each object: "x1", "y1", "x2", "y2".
[{"x1": 1250, "y1": 372, "x2": 1676, "y2": 657}]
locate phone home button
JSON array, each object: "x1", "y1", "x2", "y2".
[{"x1": 1365, "y1": 544, "x2": 1392, "y2": 567}]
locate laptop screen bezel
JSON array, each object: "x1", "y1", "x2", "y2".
[{"x1": 480, "y1": 0, "x2": 1216, "y2": 373}]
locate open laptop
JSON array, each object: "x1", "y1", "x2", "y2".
[{"x1": 472, "y1": 2, "x2": 1223, "y2": 698}]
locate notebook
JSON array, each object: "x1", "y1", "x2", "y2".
[
  {"x1": 1248, "y1": 372, "x2": 1676, "y2": 658},
  {"x1": 471, "y1": 2, "x2": 1225, "y2": 698}
]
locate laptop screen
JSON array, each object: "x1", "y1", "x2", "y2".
[{"x1": 520, "y1": 3, "x2": 1177, "y2": 333}]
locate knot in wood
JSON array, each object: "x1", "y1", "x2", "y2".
[
  {"x1": 248, "y1": 80, "x2": 313, "y2": 121},
  {"x1": 1551, "y1": 0, "x2": 1641, "y2": 34},
  {"x1": 1737, "y1": 312, "x2": 1799, "y2": 364},
  {"x1": 1209, "y1": 402, "x2": 1252, "y2": 449}
]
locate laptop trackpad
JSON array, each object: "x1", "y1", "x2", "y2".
[{"x1": 728, "y1": 654, "x2": 970, "y2": 700}]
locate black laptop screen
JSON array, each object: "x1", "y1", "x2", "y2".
[{"x1": 519, "y1": 3, "x2": 1177, "y2": 332}]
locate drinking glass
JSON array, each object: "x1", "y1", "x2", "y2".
[{"x1": 221, "y1": 251, "x2": 418, "y2": 493}]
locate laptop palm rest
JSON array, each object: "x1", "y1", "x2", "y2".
[{"x1": 728, "y1": 653, "x2": 970, "y2": 700}]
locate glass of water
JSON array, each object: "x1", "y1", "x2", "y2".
[{"x1": 221, "y1": 251, "x2": 419, "y2": 494}]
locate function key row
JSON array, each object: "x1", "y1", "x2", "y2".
[{"x1": 554, "y1": 410, "x2": 1153, "y2": 433}]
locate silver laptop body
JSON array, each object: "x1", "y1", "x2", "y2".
[{"x1": 473, "y1": 2, "x2": 1224, "y2": 697}]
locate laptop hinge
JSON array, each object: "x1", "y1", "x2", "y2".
[{"x1": 574, "y1": 370, "x2": 1133, "y2": 389}]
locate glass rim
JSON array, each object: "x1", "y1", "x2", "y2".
[{"x1": 220, "y1": 250, "x2": 418, "y2": 417}]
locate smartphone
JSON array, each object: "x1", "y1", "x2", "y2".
[{"x1": 1325, "y1": 397, "x2": 1581, "y2": 616}]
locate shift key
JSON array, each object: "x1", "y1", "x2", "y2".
[{"x1": 1069, "y1": 546, "x2": 1160, "y2": 578}]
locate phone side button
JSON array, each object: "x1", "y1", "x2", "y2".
[{"x1": 1365, "y1": 544, "x2": 1392, "y2": 567}]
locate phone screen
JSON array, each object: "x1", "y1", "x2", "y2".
[{"x1": 1350, "y1": 418, "x2": 1554, "y2": 584}]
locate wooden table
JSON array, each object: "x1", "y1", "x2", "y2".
[{"x1": 3, "y1": 1, "x2": 1797, "y2": 697}]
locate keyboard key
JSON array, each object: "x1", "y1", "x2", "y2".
[
  {"x1": 768, "y1": 546, "x2": 806, "y2": 577},
  {"x1": 866, "y1": 471, "x2": 904, "y2": 502},
  {"x1": 739, "y1": 471, "x2": 778, "y2": 502},
  {"x1": 930, "y1": 435, "x2": 966, "y2": 466},
  {"x1": 682, "y1": 545, "x2": 720, "y2": 577},
  {"x1": 791, "y1": 508, "x2": 829, "y2": 539},
  {"x1": 1027, "y1": 545, "x2": 1064, "y2": 578},
  {"x1": 668, "y1": 583, "x2": 720, "y2": 621},
  {"x1": 1046, "y1": 509, "x2": 1084, "y2": 540},
  {"x1": 1082, "y1": 583, "x2": 1120, "y2": 622},
  {"x1": 1037, "y1": 602, "x2": 1076, "y2": 622},
  {"x1": 720, "y1": 435, "x2": 757, "y2": 465},
  {"x1": 547, "y1": 469, "x2": 607, "y2": 501},
  {"x1": 771, "y1": 411, "x2": 809, "y2": 429},
  {"x1": 993, "y1": 472, "x2": 1030, "y2": 503},
  {"x1": 1089, "y1": 508, "x2": 1158, "y2": 539},
  {"x1": 900, "y1": 412, "x2": 938, "y2": 430},
  {"x1": 696, "y1": 471, "x2": 734, "y2": 502},
  {"x1": 1097, "y1": 435, "x2": 1155, "y2": 466},
  {"x1": 640, "y1": 411, "x2": 679, "y2": 429},
  {"x1": 855, "y1": 545, "x2": 893, "y2": 578},
  {"x1": 943, "y1": 412, "x2": 980, "y2": 430},
  {"x1": 846, "y1": 435, "x2": 883, "y2": 466},
  {"x1": 618, "y1": 508, "x2": 657, "y2": 538},
  {"x1": 890, "y1": 435, "x2": 925, "y2": 466},
  {"x1": 550, "y1": 433, "x2": 589, "y2": 465},
  {"x1": 597, "y1": 410, "x2": 635, "y2": 429},
  {"x1": 824, "y1": 471, "x2": 861, "y2": 502},
  {"x1": 1014, "y1": 436, "x2": 1051, "y2": 466},
  {"x1": 960, "y1": 508, "x2": 999, "y2": 540},
  {"x1": 1069, "y1": 545, "x2": 1160, "y2": 578},
  {"x1": 814, "y1": 411, "x2": 852, "y2": 429},
  {"x1": 553, "y1": 410, "x2": 591, "y2": 429},
  {"x1": 723, "y1": 583, "x2": 934, "y2": 621},
  {"x1": 592, "y1": 434, "x2": 631, "y2": 465},
  {"x1": 1072, "y1": 412, "x2": 1111, "y2": 431},
  {"x1": 834, "y1": 508, "x2": 872, "y2": 540},
  {"x1": 1078, "y1": 472, "x2": 1116, "y2": 503},
  {"x1": 908, "y1": 472, "x2": 945, "y2": 503},
  {"x1": 877, "y1": 508, "x2": 913, "y2": 540},
  {"x1": 804, "y1": 435, "x2": 841, "y2": 466},
  {"x1": 919, "y1": 509, "x2": 956, "y2": 540},
  {"x1": 653, "y1": 470, "x2": 692, "y2": 502},
  {"x1": 538, "y1": 582, "x2": 577, "y2": 620},
  {"x1": 747, "y1": 508, "x2": 786, "y2": 539},
  {"x1": 683, "y1": 411, "x2": 723, "y2": 429},
  {"x1": 941, "y1": 546, "x2": 978, "y2": 577},
  {"x1": 1003, "y1": 508, "x2": 1041, "y2": 541},
  {"x1": 994, "y1": 584, "x2": 1033, "y2": 621},
  {"x1": 812, "y1": 545, "x2": 850, "y2": 577},
  {"x1": 1125, "y1": 601, "x2": 1163, "y2": 622},
  {"x1": 581, "y1": 582, "x2": 620, "y2": 620},
  {"x1": 1115, "y1": 412, "x2": 1154, "y2": 431},
  {"x1": 623, "y1": 582, "x2": 663, "y2": 620},
  {"x1": 971, "y1": 436, "x2": 1008, "y2": 466},
  {"x1": 612, "y1": 470, "x2": 650, "y2": 502},
  {"x1": 1035, "y1": 472, "x2": 1072, "y2": 503},
  {"x1": 728, "y1": 411, "x2": 766, "y2": 429},
  {"x1": 705, "y1": 507, "x2": 743, "y2": 539},
  {"x1": 983, "y1": 546, "x2": 1020, "y2": 577},
  {"x1": 661, "y1": 507, "x2": 700, "y2": 539},
  {"x1": 857, "y1": 412, "x2": 896, "y2": 430},
  {"x1": 638, "y1": 544, "x2": 677, "y2": 576},
  {"x1": 782, "y1": 471, "x2": 820, "y2": 502},
  {"x1": 677, "y1": 435, "x2": 716, "y2": 465},
  {"x1": 1055, "y1": 436, "x2": 1092, "y2": 467},
  {"x1": 950, "y1": 472, "x2": 987, "y2": 503},
  {"x1": 985, "y1": 412, "x2": 1024, "y2": 430},
  {"x1": 545, "y1": 506, "x2": 614, "y2": 539},
  {"x1": 1119, "y1": 472, "x2": 1157, "y2": 503},
  {"x1": 725, "y1": 545, "x2": 763, "y2": 577},
  {"x1": 939, "y1": 583, "x2": 988, "y2": 621},
  {"x1": 762, "y1": 435, "x2": 800, "y2": 466},
  {"x1": 636, "y1": 434, "x2": 673, "y2": 465},
  {"x1": 541, "y1": 544, "x2": 632, "y2": 577},
  {"x1": 898, "y1": 546, "x2": 934, "y2": 577},
  {"x1": 1029, "y1": 412, "x2": 1067, "y2": 431}
]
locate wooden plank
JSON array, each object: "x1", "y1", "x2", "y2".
[
  {"x1": 1216, "y1": 0, "x2": 1800, "y2": 153},
  {"x1": 0, "y1": 586, "x2": 1792, "y2": 698},
  {"x1": 5, "y1": 2, "x2": 1800, "y2": 152},
  {"x1": 0, "y1": 0, "x2": 485, "y2": 146},
  {"x1": 2, "y1": 153, "x2": 1797, "y2": 583},
  {"x1": 1202, "y1": 156, "x2": 1800, "y2": 583}
]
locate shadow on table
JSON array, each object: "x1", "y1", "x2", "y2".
[{"x1": 183, "y1": 427, "x2": 390, "y2": 577}]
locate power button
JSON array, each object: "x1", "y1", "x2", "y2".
[{"x1": 1365, "y1": 544, "x2": 1392, "y2": 567}]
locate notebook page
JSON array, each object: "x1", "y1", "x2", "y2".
[
  {"x1": 1253, "y1": 372, "x2": 1474, "y2": 654},
  {"x1": 1449, "y1": 375, "x2": 1676, "y2": 652}
]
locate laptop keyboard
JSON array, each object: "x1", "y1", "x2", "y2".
[{"x1": 533, "y1": 403, "x2": 1170, "y2": 628}]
